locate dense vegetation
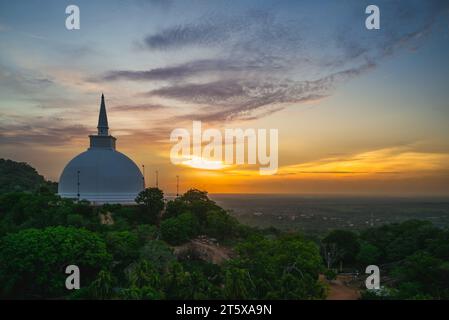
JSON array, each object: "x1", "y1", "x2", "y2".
[
  {"x1": 321, "y1": 221, "x2": 449, "y2": 299},
  {"x1": 0, "y1": 185, "x2": 326, "y2": 299},
  {"x1": 0, "y1": 159, "x2": 57, "y2": 194},
  {"x1": 0, "y1": 160, "x2": 448, "y2": 300}
]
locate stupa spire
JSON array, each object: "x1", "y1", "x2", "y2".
[{"x1": 97, "y1": 93, "x2": 109, "y2": 136}]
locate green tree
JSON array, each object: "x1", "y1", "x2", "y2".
[
  {"x1": 180, "y1": 189, "x2": 210, "y2": 203},
  {"x1": 0, "y1": 192, "x2": 87, "y2": 233},
  {"x1": 164, "y1": 189, "x2": 221, "y2": 222},
  {"x1": 322, "y1": 230, "x2": 360, "y2": 268},
  {"x1": 0, "y1": 226, "x2": 111, "y2": 299},
  {"x1": 105, "y1": 230, "x2": 139, "y2": 267},
  {"x1": 392, "y1": 252, "x2": 449, "y2": 299},
  {"x1": 223, "y1": 267, "x2": 254, "y2": 299},
  {"x1": 385, "y1": 220, "x2": 436, "y2": 262},
  {"x1": 205, "y1": 210, "x2": 239, "y2": 241},
  {"x1": 164, "y1": 198, "x2": 189, "y2": 219},
  {"x1": 357, "y1": 242, "x2": 381, "y2": 266},
  {"x1": 121, "y1": 260, "x2": 165, "y2": 299},
  {"x1": 83, "y1": 270, "x2": 116, "y2": 299},
  {"x1": 126, "y1": 260, "x2": 161, "y2": 289},
  {"x1": 160, "y1": 212, "x2": 199, "y2": 245},
  {"x1": 360, "y1": 220, "x2": 438, "y2": 263},
  {"x1": 139, "y1": 240, "x2": 176, "y2": 271},
  {"x1": 162, "y1": 261, "x2": 219, "y2": 299},
  {"x1": 135, "y1": 187, "x2": 164, "y2": 224},
  {"x1": 135, "y1": 224, "x2": 158, "y2": 245},
  {"x1": 224, "y1": 234, "x2": 325, "y2": 299},
  {"x1": 0, "y1": 158, "x2": 57, "y2": 194}
]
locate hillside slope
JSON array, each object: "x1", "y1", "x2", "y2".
[{"x1": 0, "y1": 158, "x2": 57, "y2": 194}]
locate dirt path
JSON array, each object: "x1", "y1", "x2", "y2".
[{"x1": 320, "y1": 275, "x2": 361, "y2": 300}]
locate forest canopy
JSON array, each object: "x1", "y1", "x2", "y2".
[{"x1": 0, "y1": 160, "x2": 448, "y2": 300}]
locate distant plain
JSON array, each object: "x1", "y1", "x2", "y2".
[{"x1": 209, "y1": 194, "x2": 449, "y2": 234}]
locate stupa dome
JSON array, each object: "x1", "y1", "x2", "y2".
[{"x1": 58, "y1": 94, "x2": 143, "y2": 204}]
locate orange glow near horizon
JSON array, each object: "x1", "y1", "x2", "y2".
[
  {"x1": 276, "y1": 147, "x2": 449, "y2": 178},
  {"x1": 12, "y1": 130, "x2": 449, "y2": 196},
  {"x1": 181, "y1": 155, "x2": 229, "y2": 170}
]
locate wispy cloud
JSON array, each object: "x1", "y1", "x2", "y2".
[
  {"x1": 112, "y1": 103, "x2": 169, "y2": 112},
  {"x1": 148, "y1": 63, "x2": 374, "y2": 122},
  {"x1": 142, "y1": 13, "x2": 254, "y2": 50},
  {"x1": 0, "y1": 122, "x2": 90, "y2": 146},
  {"x1": 0, "y1": 65, "x2": 54, "y2": 96},
  {"x1": 98, "y1": 58, "x2": 281, "y2": 82},
  {"x1": 91, "y1": 1, "x2": 448, "y2": 123}
]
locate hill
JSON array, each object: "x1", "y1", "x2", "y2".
[{"x1": 0, "y1": 158, "x2": 57, "y2": 194}]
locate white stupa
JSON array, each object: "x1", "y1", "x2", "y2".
[{"x1": 58, "y1": 94, "x2": 143, "y2": 204}]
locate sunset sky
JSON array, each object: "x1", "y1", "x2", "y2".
[{"x1": 1, "y1": 0, "x2": 449, "y2": 195}]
